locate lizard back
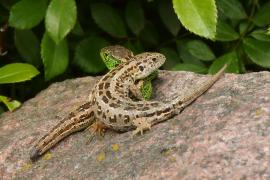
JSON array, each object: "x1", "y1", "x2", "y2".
[
  {"x1": 92, "y1": 52, "x2": 166, "y2": 131},
  {"x1": 92, "y1": 53, "x2": 226, "y2": 132}
]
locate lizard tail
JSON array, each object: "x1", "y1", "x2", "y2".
[
  {"x1": 30, "y1": 102, "x2": 95, "y2": 161},
  {"x1": 172, "y1": 64, "x2": 227, "y2": 113}
]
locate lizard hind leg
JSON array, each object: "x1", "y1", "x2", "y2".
[
  {"x1": 87, "y1": 120, "x2": 107, "y2": 137},
  {"x1": 132, "y1": 118, "x2": 152, "y2": 136}
]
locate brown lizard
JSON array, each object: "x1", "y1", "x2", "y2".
[{"x1": 30, "y1": 46, "x2": 227, "y2": 161}]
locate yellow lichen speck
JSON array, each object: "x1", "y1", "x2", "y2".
[
  {"x1": 112, "y1": 144, "x2": 119, "y2": 152},
  {"x1": 19, "y1": 162, "x2": 32, "y2": 172},
  {"x1": 255, "y1": 107, "x2": 265, "y2": 116},
  {"x1": 42, "y1": 152, "x2": 53, "y2": 160},
  {"x1": 97, "y1": 151, "x2": 106, "y2": 161}
]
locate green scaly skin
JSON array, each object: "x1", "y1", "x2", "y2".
[{"x1": 100, "y1": 47, "x2": 157, "y2": 100}]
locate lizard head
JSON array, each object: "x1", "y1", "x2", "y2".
[
  {"x1": 132, "y1": 52, "x2": 166, "y2": 80},
  {"x1": 100, "y1": 45, "x2": 134, "y2": 69}
]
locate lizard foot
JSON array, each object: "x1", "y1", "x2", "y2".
[
  {"x1": 88, "y1": 121, "x2": 107, "y2": 137},
  {"x1": 132, "y1": 118, "x2": 152, "y2": 136}
]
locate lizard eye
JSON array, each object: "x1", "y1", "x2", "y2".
[{"x1": 139, "y1": 65, "x2": 144, "y2": 71}]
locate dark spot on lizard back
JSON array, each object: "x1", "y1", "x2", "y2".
[
  {"x1": 145, "y1": 112, "x2": 155, "y2": 117},
  {"x1": 104, "y1": 83, "x2": 110, "y2": 89},
  {"x1": 127, "y1": 67, "x2": 133, "y2": 71},
  {"x1": 106, "y1": 91, "x2": 112, "y2": 99},
  {"x1": 98, "y1": 83, "x2": 104, "y2": 89},
  {"x1": 102, "y1": 96, "x2": 109, "y2": 103},
  {"x1": 157, "y1": 110, "x2": 163, "y2": 116},
  {"x1": 99, "y1": 91, "x2": 103, "y2": 96},
  {"x1": 124, "y1": 106, "x2": 133, "y2": 110},
  {"x1": 124, "y1": 115, "x2": 130, "y2": 123},
  {"x1": 103, "y1": 76, "x2": 109, "y2": 81},
  {"x1": 162, "y1": 108, "x2": 171, "y2": 113},
  {"x1": 109, "y1": 103, "x2": 120, "y2": 108},
  {"x1": 109, "y1": 115, "x2": 117, "y2": 123}
]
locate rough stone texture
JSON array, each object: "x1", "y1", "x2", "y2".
[{"x1": 0, "y1": 70, "x2": 270, "y2": 180}]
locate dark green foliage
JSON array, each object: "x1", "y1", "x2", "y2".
[{"x1": 0, "y1": 0, "x2": 269, "y2": 111}]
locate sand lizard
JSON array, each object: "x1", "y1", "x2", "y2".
[{"x1": 30, "y1": 47, "x2": 227, "y2": 161}]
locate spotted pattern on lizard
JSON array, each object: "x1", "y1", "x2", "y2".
[{"x1": 30, "y1": 49, "x2": 227, "y2": 161}]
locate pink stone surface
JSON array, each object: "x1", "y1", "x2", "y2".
[{"x1": 0, "y1": 71, "x2": 269, "y2": 179}]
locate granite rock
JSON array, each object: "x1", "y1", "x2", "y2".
[{"x1": 0, "y1": 70, "x2": 270, "y2": 179}]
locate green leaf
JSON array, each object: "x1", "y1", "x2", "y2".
[
  {"x1": 41, "y1": 32, "x2": 69, "y2": 81},
  {"x1": 160, "y1": 48, "x2": 181, "y2": 69},
  {"x1": 71, "y1": 21, "x2": 84, "y2": 36},
  {"x1": 186, "y1": 40, "x2": 215, "y2": 61},
  {"x1": 9, "y1": 0, "x2": 47, "y2": 29},
  {"x1": 238, "y1": 21, "x2": 249, "y2": 34},
  {"x1": 251, "y1": 30, "x2": 270, "y2": 42},
  {"x1": 173, "y1": 0, "x2": 217, "y2": 39},
  {"x1": 216, "y1": 21, "x2": 239, "y2": 41},
  {"x1": 176, "y1": 40, "x2": 205, "y2": 66},
  {"x1": 216, "y1": 0, "x2": 246, "y2": 20},
  {"x1": 158, "y1": 0, "x2": 181, "y2": 36},
  {"x1": 139, "y1": 21, "x2": 159, "y2": 46},
  {"x1": 209, "y1": 52, "x2": 240, "y2": 74},
  {"x1": 74, "y1": 36, "x2": 108, "y2": 74},
  {"x1": 123, "y1": 40, "x2": 144, "y2": 54},
  {"x1": 172, "y1": 63, "x2": 208, "y2": 73},
  {"x1": 253, "y1": 2, "x2": 270, "y2": 27},
  {"x1": 14, "y1": 29, "x2": 41, "y2": 67},
  {"x1": 125, "y1": 0, "x2": 144, "y2": 35},
  {"x1": 45, "y1": 0, "x2": 77, "y2": 43},
  {"x1": 0, "y1": 63, "x2": 39, "y2": 84},
  {"x1": 91, "y1": 3, "x2": 127, "y2": 38},
  {"x1": 1, "y1": 0, "x2": 20, "y2": 10},
  {"x1": 0, "y1": 95, "x2": 21, "y2": 111},
  {"x1": 243, "y1": 38, "x2": 270, "y2": 68},
  {"x1": 267, "y1": 27, "x2": 270, "y2": 35}
]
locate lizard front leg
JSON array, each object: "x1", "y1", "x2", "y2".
[{"x1": 132, "y1": 118, "x2": 152, "y2": 136}]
